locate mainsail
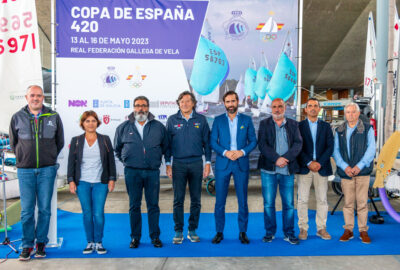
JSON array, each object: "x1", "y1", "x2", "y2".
[
  {"x1": 363, "y1": 12, "x2": 377, "y2": 98},
  {"x1": 235, "y1": 74, "x2": 245, "y2": 103},
  {"x1": 244, "y1": 58, "x2": 257, "y2": 101},
  {"x1": 255, "y1": 52, "x2": 273, "y2": 99},
  {"x1": 261, "y1": 32, "x2": 297, "y2": 110}
]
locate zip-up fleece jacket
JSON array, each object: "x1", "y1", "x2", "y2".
[
  {"x1": 165, "y1": 110, "x2": 211, "y2": 163},
  {"x1": 114, "y1": 112, "x2": 169, "y2": 170},
  {"x1": 9, "y1": 105, "x2": 64, "y2": 168}
]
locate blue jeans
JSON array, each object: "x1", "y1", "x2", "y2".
[
  {"x1": 17, "y1": 165, "x2": 58, "y2": 248},
  {"x1": 261, "y1": 172, "x2": 295, "y2": 236},
  {"x1": 215, "y1": 161, "x2": 249, "y2": 233},
  {"x1": 124, "y1": 167, "x2": 160, "y2": 240},
  {"x1": 76, "y1": 181, "x2": 109, "y2": 243},
  {"x1": 172, "y1": 160, "x2": 203, "y2": 232}
]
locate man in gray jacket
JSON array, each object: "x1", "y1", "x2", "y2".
[{"x1": 9, "y1": 85, "x2": 64, "y2": 261}]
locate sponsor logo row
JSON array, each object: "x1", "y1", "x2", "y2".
[{"x1": 68, "y1": 99, "x2": 178, "y2": 109}]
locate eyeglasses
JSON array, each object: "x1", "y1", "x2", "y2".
[{"x1": 134, "y1": 104, "x2": 149, "y2": 108}]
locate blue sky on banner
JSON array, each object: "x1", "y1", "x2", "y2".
[{"x1": 184, "y1": 0, "x2": 298, "y2": 80}]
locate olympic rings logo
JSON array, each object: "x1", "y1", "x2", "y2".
[
  {"x1": 131, "y1": 82, "x2": 142, "y2": 88},
  {"x1": 261, "y1": 34, "x2": 278, "y2": 41}
]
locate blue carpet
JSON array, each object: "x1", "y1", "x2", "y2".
[{"x1": 1, "y1": 210, "x2": 400, "y2": 258}]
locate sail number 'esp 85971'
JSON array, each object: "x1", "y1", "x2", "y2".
[{"x1": 0, "y1": 11, "x2": 36, "y2": 55}]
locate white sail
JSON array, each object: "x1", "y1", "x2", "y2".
[
  {"x1": 203, "y1": 84, "x2": 220, "y2": 103},
  {"x1": 236, "y1": 75, "x2": 245, "y2": 102},
  {"x1": 363, "y1": 12, "x2": 377, "y2": 99},
  {"x1": 261, "y1": 17, "x2": 278, "y2": 33}
]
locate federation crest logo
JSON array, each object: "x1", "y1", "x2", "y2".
[
  {"x1": 102, "y1": 66, "x2": 120, "y2": 88},
  {"x1": 126, "y1": 67, "x2": 147, "y2": 88},
  {"x1": 103, "y1": 115, "x2": 110, "y2": 125},
  {"x1": 256, "y1": 11, "x2": 284, "y2": 41},
  {"x1": 223, "y1": 11, "x2": 249, "y2": 40}
]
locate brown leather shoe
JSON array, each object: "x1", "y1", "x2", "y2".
[
  {"x1": 317, "y1": 229, "x2": 332, "y2": 240},
  {"x1": 298, "y1": 229, "x2": 308, "y2": 240},
  {"x1": 339, "y1": 229, "x2": 353, "y2": 242},
  {"x1": 359, "y1": 231, "x2": 371, "y2": 244}
]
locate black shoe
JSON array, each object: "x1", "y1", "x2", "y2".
[
  {"x1": 130, "y1": 239, "x2": 140, "y2": 249},
  {"x1": 19, "y1": 247, "x2": 35, "y2": 261},
  {"x1": 262, "y1": 235, "x2": 275, "y2": 243},
  {"x1": 284, "y1": 234, "x2": 300, "y2": 245},
  {"x1": 151, "y1": 238, "x2": 163, "y2": 248},
  {"x1": 35, "y1": 243, "x2": 46, "y2": 258},
  {"x1": 239, "y1": 232, "x2": 250, "y2": 244},
  {"x1": 212, "y1": 232, "x2": 224, "y2": 244}
]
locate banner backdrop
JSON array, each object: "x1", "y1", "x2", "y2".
[
  {"x1": 0, "y1": 0, "x2": 43, "y2": 134},
  {"x1": 56, "y1": 0, "x2": 299, "y2": 175}
]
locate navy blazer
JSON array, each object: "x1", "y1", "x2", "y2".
[
  {"x1": 297, "y1": 119, "x2": 334, "y2": 176},
  {"x1": 258, "y1": 117, "x2": 303, "y2": 174},
  {"x1": 210, "y1": 113, "x2": 257, "y2": 171}
]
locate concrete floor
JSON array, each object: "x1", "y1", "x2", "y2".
[{"x1": 3, "y1": 176, "x2": 400, "y2": 269}]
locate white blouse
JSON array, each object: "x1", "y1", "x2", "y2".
[{"x1": 79, "y1": 139, "x2": 103, "y2": 183}]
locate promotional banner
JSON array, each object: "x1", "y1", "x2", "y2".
[
  {"x1": 56, "y1": 0, "x2": 208, "y2": 176},
  {"x1": 56, "y1": 0, "x2": 299, "y2": 174},
  {"x1": 0, "y1": 0, "x2": 43, "y2": 134}
]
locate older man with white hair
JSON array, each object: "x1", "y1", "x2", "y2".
[
  {"x1": 9, "y1": 85, "x2": 64, "y2": 260},
  {"x1": 333, "y1": 102, "x2": 376, "y2": 244}
]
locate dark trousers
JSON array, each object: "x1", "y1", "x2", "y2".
[
  {"x1": 124, "y1": 167, "x2": 160, "y2": 240},
  {"x1": 172, "y1": 160, "x2": 203, "y2": 232},
  {"x1": 214, "y1": 161, "x2": 249, "y2": 233}
]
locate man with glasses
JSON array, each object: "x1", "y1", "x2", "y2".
[
  {"x1": 258, "y1": 98, "x2": 303, "y2": 245},
  {"x1": 114, "y1": 96, "x2": 169, "y2": 249}
]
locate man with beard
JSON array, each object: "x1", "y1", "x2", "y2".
[
  {"x1": 297, "y1": 98, "x2": 334, "y2": 241},
  {"x1": 210, "y1": 91, "x2": 257, "y2": 244},
  {"x1": 114, "y1": 96, "x2": 169, "y2": 249},
  {"x1": 258, "y1": 98, "x2": 302, "y2": 245}
]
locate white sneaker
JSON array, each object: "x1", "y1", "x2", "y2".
[
  {"x1": 95, "y1": 242, "x2": 107, "y2": 254},
  {"x1": 83, "y1": 242, "x2": 95, "y2": 254}
]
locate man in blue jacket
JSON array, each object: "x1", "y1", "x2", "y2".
[
  {"x1": 165, "y1": 91, "x2": 211, "y2": 244},
  {"x1": 258, "y1": 98, "x2": 303, "y2": 245},
  {"x1": 114, "y1": 96, "x2": 169, "y2": 249},
  {"x1": 297, "y1": 98, "x2": 334, "y2": 241},
  {"x1": 333, "y1": 102, "x2": 375, "y2": 244},
  {"x1": 210, "y1": 91, "x2": 257, "y2": 244}
]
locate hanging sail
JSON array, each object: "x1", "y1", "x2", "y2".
[
  {"x1": 244, "y1": 58, "x2": 257, "y2": 101},
  {"x1": 235, "y1": 74, "x2": 246, "y2": 103},
  {"x1": 190, "y1": 36, "x2": 229, "y2": 96},
  {"x1": 262, "y1": 32, "x2": 297, "y2": 108},
  {"x1": 363, "y1": 12, "x2": 377, "y2": 98},
  {"x1": 255, "y1": 53, "x2": 273, "y2": 99}
]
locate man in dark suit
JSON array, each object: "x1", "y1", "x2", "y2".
[
  {"x1": 258, "y1": 98, "x2": 302, "y2": 245},
  {"x1": 210, "y1": 91, "x2": 257, "y2": 244},
  {"x1": 297, "y1": 98, "x2": 334, "y2": 241}
]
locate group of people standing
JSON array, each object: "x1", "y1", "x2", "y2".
[{"x1": 9, "y1": 85, "x2": 375, "y2": 261}]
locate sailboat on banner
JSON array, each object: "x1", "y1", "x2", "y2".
[
  {"x1": 190, "y1": 20, "x2": 229, "y2": 113},
  {"x1": 255, "y1": 52, "x2": 273, "y2": 108},
  {"x1": 363, "y1": 11, "x2": 377, "y2": 112},
  {"x1": 236, "y1": 74, "x2": 245, "y2": 104},
  {"x1": 244, "y1": 58, "x2": 257, "y2": 108},
  {"x1": 261, "y1": 31, "x2": 297, "y2": 113}
]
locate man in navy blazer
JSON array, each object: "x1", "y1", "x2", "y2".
[
  {"x1": 210, "y1": 91, "x2": 257, "y2": 244},
  {"x1": 297, "y1": 98, "x2": 334, "y2": 241}
]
